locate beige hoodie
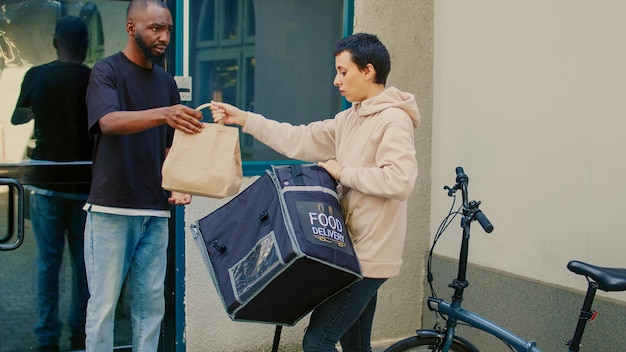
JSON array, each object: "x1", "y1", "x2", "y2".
[{"x1": 243, "y1": 86, "x2": 420, "y2": 278}]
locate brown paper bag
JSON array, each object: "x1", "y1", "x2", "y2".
[{"x1": 161, "y1": 104, "x2": 242, "y2": 198}]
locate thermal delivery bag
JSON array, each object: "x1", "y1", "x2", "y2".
[{"x1": 192, "y1": 164, "x2": 362, "y2": 325}]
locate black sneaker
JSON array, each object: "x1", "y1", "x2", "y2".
[{"x1": 36, "y1": 345, "x2": 60, "y2": 352}]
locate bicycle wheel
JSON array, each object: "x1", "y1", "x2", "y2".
[{"x1": 385, "y1": 331, "x2": 478, "y2": 352}]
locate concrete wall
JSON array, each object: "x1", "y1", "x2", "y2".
[
  {"x1": 432, "y1": 0, "x2": 626, "y2": 302},
  {"x1": 183, "y1": 1, "x2": 435, "y2": 350},
  {"x1": 185, "y1": 178, "x2": 311, "y2": 352},
  {"x1": 422, "y1": 256, "x2": 626, "y2": 351},
  {"x1": 424, "y1": 0, "x2": 626, "y2": 349},
  {"x1": 352, "y1": 0, "x2": 435, "y2": 346}
]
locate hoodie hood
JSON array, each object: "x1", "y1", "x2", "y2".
[{"x1": 355, "y1": 86, "x2": 420, "y2": 128}]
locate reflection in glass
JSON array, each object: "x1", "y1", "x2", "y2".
[
  {"x1": 0, "y1": 0, "x2": 346, "y2": 346},
  {"x1": 223, "y1": 0, "x2": 239, "y2": 41},
  {"x1": 200, "y1": 58, "x2": 239, "y2": 104},
  {"x1": 0, "y1": 1, "x2": 131, "y2": 351},
  {"x1": 190, "y1": 0, "x2": 342, "y2": 162},
  {"x1": 0, "y1": 0, "x2": 108, "y2": 163},
  {"x1": 244, "y1": 0, "x2": 255, "y2": 39},
  {"x1": 197, "y1": 0, "x2": 216, "y2": 43}
]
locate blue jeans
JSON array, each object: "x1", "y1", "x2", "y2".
[
  {"x1": 302, "y1": 277, "x2": 387, "y2": 352},
  {"x1": 83, "y1": 211, "x2": 168, "y2": 352},
  {"x1": 31, "y1": 193, "x2": 89, "y2": 346}
]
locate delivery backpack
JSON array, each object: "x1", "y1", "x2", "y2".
[
  {"x1": 192, "y1": 164, "x2": 362, "y2": 349},
  {"x1": 192, "y1": 164, "x2": 362, "y2": 328}
]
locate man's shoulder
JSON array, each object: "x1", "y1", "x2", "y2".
[
  {"x1": 52, "y1": 60, "x2": 93, "y2": 73},
  {"x1": 97, "y1": 51, "x2": 116, "y2": 62},
  {"x1": 25, "y1": 62, "x2": 49, "y2": 74},
  {"x1": 20, "y1": 62, "x2": 50, "y2": 82},
  {"x1": 94, "y1": 52, "x2": 124, "y2": 69}
]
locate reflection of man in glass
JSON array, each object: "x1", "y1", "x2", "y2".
[{"x1": 11, "y1": 16, "x2": 92, "y2": 352}]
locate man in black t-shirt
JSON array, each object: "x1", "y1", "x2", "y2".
[
  {"x1": 83, "y1": 1, "x2": 204, "y2": 351},
  {"x1": 11, "y1": 15, "x2": 92, "y2": 352}
]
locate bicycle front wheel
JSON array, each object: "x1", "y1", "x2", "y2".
[{"x1": 385, "y1": 331, "x2": 478, "y2": 352}]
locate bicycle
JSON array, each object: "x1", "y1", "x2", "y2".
[{"x1": 385, "y1": 167, "x2": 626, "y2": 352}]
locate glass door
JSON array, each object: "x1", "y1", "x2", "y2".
[
  {"x1": 0, "y1": 0, "x2": 352, "y2": 350},
  {"x1": 0, "y1": 1, "x2": 132, "y2": 351}
]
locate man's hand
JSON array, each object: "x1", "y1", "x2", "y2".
[
  {"x1": 99, "y1": 105, "x2": 205, "y2": 135},
  {"x1": 168, "y1": 192, "x2": 192, "y2": 205},
  {"x1": 165, "y1": 104, "x2": 204, "y2": 133}
]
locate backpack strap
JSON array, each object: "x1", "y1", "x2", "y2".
[{"x1": 290, "y1": 164, "x2": 305, "y2": 186}]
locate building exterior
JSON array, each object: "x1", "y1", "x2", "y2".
[
  {"x1": 1, "y1": 1, "x2": 625, "y2": 351},
  {"x1": 185, "y1": 0, "x2": 626, "y2": 350}
]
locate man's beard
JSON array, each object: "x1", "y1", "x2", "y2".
[{"x1": 135, "y1": 34, "x2": 166, "y2": 66}]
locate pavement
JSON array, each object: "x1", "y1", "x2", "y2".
[
  {"x1": 0, "y1": 218, "x2": 78, "y2": 352},
  {"x1": 0, "y1": 200, "x2": 389, "y2": 352},
  {"x1": 0, "y1": 214, "x2": 135, "y2": 352}
]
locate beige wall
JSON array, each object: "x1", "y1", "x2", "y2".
[
  {"x1": 432, "y1": 0, "x2": 626, "y2": 303},
  {"x1": 352, "y1": 0, "x2": 434, "y2": 345},
  {"x1": 183, "y1": 1, "x2": 434, "y2": 350},
  {"x1": 185, "y1": 179, "x2": 310, "y2": 352}
]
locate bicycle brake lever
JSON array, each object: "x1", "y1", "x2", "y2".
[{"x1": 443, "y1": 185, "x2": 456, "y2": 197}]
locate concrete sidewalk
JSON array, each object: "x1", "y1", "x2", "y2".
[
  {"x1": 0, "y1": 220, "x2": 80, "y2": 352},
  {"x1": 0, "y1": 213, "x2": 392, "y2": 352}
]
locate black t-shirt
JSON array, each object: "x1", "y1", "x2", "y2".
[
  {"x1": 15, "y1": 60, "x2": 93, "y2": 161},
  {"x1": 13, "y1": 60, "x2": 93, "y2": 193},
  {"x1": 86, "y1": 52, "x2": 177, "y2": 210}
]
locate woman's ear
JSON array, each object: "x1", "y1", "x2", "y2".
[{"x1": 363, "y1": 63, "x2": 376, "y2": 81}]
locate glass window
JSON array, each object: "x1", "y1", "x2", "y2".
[
  {"x1": 0, "y1": 0, "x2": 116, "y2": 163},
  {"x1": 0, "y1": 1, "x2": 132, "y2": 350},
  {"x1": 197, "y1": 0, "x2": 216, "y2": 43},
  {"x1": 0, "y1": 1, "x2": 351, "y2": 349},
  {"x1": 189, "y1": 0, "x2": 344, "y2": 163}
]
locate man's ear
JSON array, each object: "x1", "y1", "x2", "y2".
[{"x1": 126, "y1": 20, "x2": 135, "y2": 35}]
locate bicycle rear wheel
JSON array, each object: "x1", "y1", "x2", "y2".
[{"x1": 384, "y1": 330, "x2": 478, "y2": 352}]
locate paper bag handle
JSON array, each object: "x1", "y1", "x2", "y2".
[{"x1": 195, "y1": 102, "x2": 224, "y2": 125}]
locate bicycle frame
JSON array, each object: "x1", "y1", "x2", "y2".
[
  {"x1": 425, "y1": 193, "x2": 542, "y2": 352},
  {"x1": 426, "y1": 246, "x2": 605, "y2": 352},
  {"x1": 381, "y1": 168, "x2": 626, "y2": 352},
  {"x1": 426, "y1": 297, "x2": 542, "y2": 352},
  {"x1": 422, "y1": 167, "x2": 603, "y2": 352}
]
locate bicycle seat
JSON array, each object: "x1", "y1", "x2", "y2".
[{"x1": 567, "y1": 260, "x2": 626, "y2": 292}]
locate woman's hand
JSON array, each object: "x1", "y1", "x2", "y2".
[
  {"x1": 209, "y1": 101, "x2": 248, "y2": 127},
  {"x1": 318, "y1": 160, "x2": 344, "y2": 181}
]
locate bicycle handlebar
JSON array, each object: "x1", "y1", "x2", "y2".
[
  {"x1": 455, "y1": 166, "x2": 468, "y2": 184},
  {"x1": 451, "y1": 166, "x2": 494, "y2": 233},
  {"x1": 475, "y1": 210, "x2": 494, "y2": 233}
]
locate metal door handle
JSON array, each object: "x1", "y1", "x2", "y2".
[{"x1": 0, "y1": 178, "x2": 24, "y2": 251}]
